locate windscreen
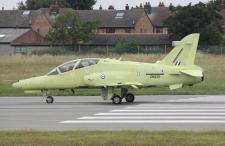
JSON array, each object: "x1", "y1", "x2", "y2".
[
  {"x1": 76, "y1": 59, "x2": 99, "y2": 69},
  {"x1": 58, "y1": 61, "x2": 77, "y2": 73},
  {"x1": 48, "y1": 68, "x2": 59, "y2": 76}
]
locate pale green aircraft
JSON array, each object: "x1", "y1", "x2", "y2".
[{"x1": 13, "y1": 33, "x2": 204, "y2": 104}]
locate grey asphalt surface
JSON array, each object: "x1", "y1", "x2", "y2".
[{"x1": 1, "y1": 95, "x2": 225, "y2": 131}]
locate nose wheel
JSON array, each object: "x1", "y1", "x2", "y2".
[{"x1": 46, "y1": 96, "x2": 54, "y2": 104}]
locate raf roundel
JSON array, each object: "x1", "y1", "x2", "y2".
[{"x1": 100, "y1": 74, "x2": 106, "y2": 80}]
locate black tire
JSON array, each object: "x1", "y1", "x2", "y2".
[
  {"x1": 112, "y1": 95, "x2": 122, "y2": 105},
  {"x1": 46, "y1": 96, "x2": 54, "y2": 104},
  {"x1": 125, "y1": 93, "x2": 135, "y2": 103}
]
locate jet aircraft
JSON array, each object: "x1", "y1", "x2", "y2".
[{"x1": 13, "y1": 34, "x2": 204, "y2": 104}]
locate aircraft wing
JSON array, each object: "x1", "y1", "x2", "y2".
[{"x1": 98, "y1": 82, "x2": 143, "y2": 89}]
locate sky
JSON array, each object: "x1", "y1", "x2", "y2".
[{"x1": 0, "y1": 0, "x2": 210, "y2": 10}]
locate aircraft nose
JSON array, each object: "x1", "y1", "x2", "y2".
[{"x1": 12, "y1": 81, "x2": 21, "y2": 88}]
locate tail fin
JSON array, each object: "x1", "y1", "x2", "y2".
[{"x1": 161, "y1": 33, "x2": 200, "y2": 66}]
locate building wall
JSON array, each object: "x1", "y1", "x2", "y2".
[
  {"x1": 32, "y1": 15, "x2": 52, "y2": 37},
  {"x1": 0, "y1": 44, "x2": 14, "y2": 56},
  {"x1": 14, "y1": 46, "x2": 52, "y2": 55},
  {"x1": 134, "y1": 15, "x2": 154, "y2": 33},
  {"x1": 154, "y1": 27, "x2": 168, "y2": 34},
  {"x1": 97, "y1": 28, "x2": 134, "y2": 34}
]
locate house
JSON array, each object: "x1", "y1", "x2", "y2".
[
  {"x1": 0, "y1": 28, "x2": 30, "y2": 55},
  {"x1": 0, "y1": 3, "x2": 172, "y2": 56},
  {"x1": 76, "y1": 9, "x2": 154, "y2": 34},
  {"x1": 0, "y1": 10, "x2": 41, "y2": 55}
]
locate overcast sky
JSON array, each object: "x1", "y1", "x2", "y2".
[{"x1": 0, "y1": 0, "x2": 210, "y2": 10}]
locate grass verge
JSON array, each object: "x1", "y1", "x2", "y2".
[{"x1": 0, "y1": 131, "x2": 225, "y2": 146}]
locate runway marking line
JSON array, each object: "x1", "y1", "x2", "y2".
[
  {"x1": 126, "y1": 107, "x2": 225, "y2": 109},
  {"x1": 111, "y1": 109, "x2": 225, "y2": 112},
  {"x1": 77, "y1": 116, "x2": 225, "y2": 120},
  {"x1": 59, "y1": 101, "x2": 225, "y2": 124},
  {"x1": 60, "y1": 120, "x2": 225, "y2": 124},
  {"x1": 95, "y1": 113, "x2": 225, "y2": 116}
]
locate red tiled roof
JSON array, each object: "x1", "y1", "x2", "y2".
[{"x1": 12, "y1": 29, "x2": 44, "y2": 45}]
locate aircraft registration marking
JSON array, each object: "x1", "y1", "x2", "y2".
[{"x1": 146, "y1": 73, "x2": 164, "y2": 79}]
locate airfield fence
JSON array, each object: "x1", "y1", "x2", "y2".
[
  {"x1": 72, "y1": 45, "x2": 225, "y2": 55},
  {"x1": 31, "y1": 45, "x2": 225, "y2": 56}
]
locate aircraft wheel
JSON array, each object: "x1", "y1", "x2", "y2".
[
  {"x1": 46, "y1": 96, "x2": 54, "y2": 104},
  {"x1": 112, "y1": 95, "x2": 122, "y2": 105},
  {"x1": 125, "y1": 93, "x2": 135, "y2": 103}
]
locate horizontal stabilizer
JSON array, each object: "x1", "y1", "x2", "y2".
[{"x1": 180, "y1": 70, "x2": 203, "y2": 77}]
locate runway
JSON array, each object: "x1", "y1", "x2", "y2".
[{"x1": 1, "y1": 95, "x2": 225, "y2": 131}]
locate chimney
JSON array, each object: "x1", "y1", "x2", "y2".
[
  {"x1": 159, "y1": 2, "x2": 165, "y2": 7},
  {"x1": 50, "y1": 1, "x2": 60, "y2": 15},
  {"x1": 108, "y1": 5, "x2": 115, "y2": 10},
  {"x1": 144, "y1": 2, "x2": 152, "y2": 14},
  {"x1": 125, "y1": 4, "x2": 129, "y2": 10},
  {"x1": 99, "y1": 5, "x2": 103, "y2": 10}
]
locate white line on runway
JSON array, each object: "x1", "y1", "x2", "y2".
[
  {"x1": 95, "y1": 113, "x2": 225, "y2": 116},
  {"x1": 77, "y1": 116, "x2": 225, "y2": 120},
  {"x1": 126, "y1": 107, "x2": 225, "y2": 109},
  {"x1": 60, "y1": 120, "x2": 225, "y2": 124},
  {"x1": 111, "y1": 109, "x2": 225, "y2": 112}
]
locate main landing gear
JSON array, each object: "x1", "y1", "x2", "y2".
[{"x1": 111, "y1": 88, "x2": 135, "y2": 105}]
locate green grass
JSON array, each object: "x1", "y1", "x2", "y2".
[
  {"x1": 0, "y1": 54, "x2": 225, "y2": 96},
  {"x1": 0, "y1": 131, "x2": 225, "y2": 146}
]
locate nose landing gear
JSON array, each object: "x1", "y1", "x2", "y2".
[
  {"x1": 42, "y1": 90, "x2": 54, "y2": 104},
  {"x1": 46, "y1": 96, "x2": 54, "y2": 104}
]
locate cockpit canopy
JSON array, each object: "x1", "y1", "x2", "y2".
[{"x1": 48, "y1": 58, "x2": 100, "y2": 76}]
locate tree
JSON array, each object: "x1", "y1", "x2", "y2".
[
  {"x1": 66, "y1": 0, "x2": 96, "y2": 10},
  {"x1": 18, "y1": 0, "x2": 96, "y2": 10},
  {"x1": 169, "y1": 3, "x2": 175, "y2": 12},
  {"x1": 18, "y1": 0, "x2": 68, "y2": 10},
  {"x1": 164, "y1": 2, "x2": 223, "y2": 45},
  {"x1": 200, "y1": 23, "x2": 223, "y2": 45},
  {"x1": 207, "y1": 0, "x2": 225, "y2": 10},
  {"x1": 45, "y1": 13, "x2": 98, "y2": 49}
]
